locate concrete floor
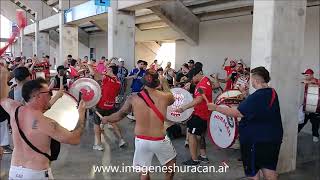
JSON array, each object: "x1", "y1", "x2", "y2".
[{"x1": 1, "y1": 116, "x2": 319, "y2": 180}]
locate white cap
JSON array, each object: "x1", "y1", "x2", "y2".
[{"x1": 118, "y1": 58, "x2": 125, "y2": 62}]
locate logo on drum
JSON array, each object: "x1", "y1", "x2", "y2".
[
  {"x1": 213, "y1": 114, "x2": 231, "y2": 137},
  {"x1": 227, "y1": 117, "x2": 234, "y2": 128},
  {"x1": 80, "y1": 86, "x2": 95, "y2": 102},
  {"x1": 170, "y1": 93, "x2": 185, "y2": 117}
]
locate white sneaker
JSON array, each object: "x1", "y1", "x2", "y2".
[
  {"x1": 119, "y1": 139, "x2": 126, "y2": 148},
  {"x1": 93, "y1": 144, "x2": 104, "y2": 151},
  {"x1": 313, "y1": 136, "x2": 319, "y2": 142}
]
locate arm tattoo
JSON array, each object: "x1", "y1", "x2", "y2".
[
  {"x1": 32, "y1": 119, "x2": 38, "y2": 129},
  {"x1": 73, "y1": 121, "x2": 85, "y2": 135}
]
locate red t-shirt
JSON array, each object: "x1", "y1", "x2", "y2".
[
  {"x1": 224, "y1": 66, "x2": 235, "y2": 90},
  {"x1": 69, "y1": 66, "x2": 79, "y2": 79},
  {"x1": 193, "y1": 77, "x2": 213, "y2": 121},
  {"x1": 97, "y1": 75, "x2": 121, "y2": 110}
]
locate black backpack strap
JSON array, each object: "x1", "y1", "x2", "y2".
[{"x1": 15, "y1": 106, "x2": 53, "y2": 161}]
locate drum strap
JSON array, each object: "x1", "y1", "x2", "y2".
[
  {"x1": 15, "y1": 106, "x2": 60, "y2": 161},
  {"x1": 269, "y1": 88, "x2": 276, "y2": 108},
  {"x1": 138, "y1": 90, "x2": 165, "y2": 122}
]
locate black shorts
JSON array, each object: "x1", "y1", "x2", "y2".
[
  {"x1": 93, "y1": 107, "x2": 116, "y2": 125},
  {"x1": 240, "y1": 142, "x2": 281, "y2": 177},
  {"x1": 187, "y1": 115, "x2": 207, "y2": 136}
]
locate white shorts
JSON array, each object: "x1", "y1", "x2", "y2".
[
  {"x1": 133, "y1": 136, "x2": 176, "y2": 167},
  {"x1": 9, "y1": 166, "x2": 53, "y2": 180}
]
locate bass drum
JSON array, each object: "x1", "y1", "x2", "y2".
[
  {"x1": 44, "y1": 90, "x2": 79, "y2": 131},
  {"x1": 304, "y1": 84, "x2": 320, "y2": 113},
  {"x1": 215, "y1": 89, "x2": 242, "y2": 105},
  {"x1": 167, "y1": 88, "x2": 194, "y2": 123},
  {"x1": 209, "y1": 104, "x2": 238, "y2": 149}
]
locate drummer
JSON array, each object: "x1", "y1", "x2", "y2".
[
  {"x1": 0, "y1": 77, "x2": 87, "y2": 180},
  {"x1": 176, "y1": 62, "x2": 213, "y2": 165},
  {"x1": 93, "y1": 63, "x2": 127, "y2": 150},
  {"x1": 298, "y1": 68, "x2": 320, "y2": 142},
  {"x1": 221, "y1": 58, "x2": 237, "y2": 91},
  {"x1": 208, "y1": 67, "x2": 283, "y2": 180},
  {"x1": 101, "y1": 69, "x2": 176, "y2": 180},
  {"x1": 49, "y1": 65, "x2": 69, "y2": 91}
]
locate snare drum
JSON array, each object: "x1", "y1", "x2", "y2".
[
  {"x1": 303, "y1": 84, "x2": 320, "y2": 113},
  {"x1": 167, "y1": 88, "x2": 194, "y2": 123},
  {"x1": 209, "y1": 104, "x2": 238, "y2": 149},
  {"x1": 44, "y1": 90, "x2": 79, "y2": 131}
]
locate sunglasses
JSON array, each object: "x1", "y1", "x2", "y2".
[{"x1": 39, "y1": 90, "x2": 53, "y2": 96}]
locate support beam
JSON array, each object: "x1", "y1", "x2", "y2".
[
  {"x1": 250, "y1": 0, "x2": 307, "y2": 173},
  {"x1": 136, "y1": 27, "x2": 182, "y2": 42},
  {"x1": 118, "y1": 0, "x2": 168, "y2": 11},
  {"x1": 136, "y1": 14, "x2": 161, "y2": 24},
  {"x1": 150, "y1": 0, "x2": 199, "y2": 45},
  {"x1": 191, "y1": 0, "x2": 253, "y2": 15},
  {"x1": 137, "y1": 21, "x2": 168, "y2": 30}
]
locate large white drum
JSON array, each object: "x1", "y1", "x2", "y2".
[
  {"x1": 167, "y1": 88, "x2": 194, "y2": 123},
  {"x1": 304, "y1": 84, "x2": 320, "y2": 113},
  {"x1": 44, "y1": 90, "x2": 79, "y2": 131},
  {"x1": 215, "y1": 89, "x2": 243, "y2": 105},
  {"x1": 209, "y1": 105, "x2": 238, "y2": 148}
]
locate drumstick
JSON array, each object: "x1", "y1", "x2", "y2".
[
  {"x1": 77, "y1": 92, "x2": 82, "y2": 108},
  {"x1": 95, "y1": 111, "x2": 103, "y2": 119},
  {"x1": 197, "y1": 88, "x2": 209, "y2": 104}
]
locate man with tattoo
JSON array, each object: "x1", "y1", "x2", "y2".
[
  {"x1": 102, "y1": 69, "x2": 176, "y2": 180},
  {"x1": 0, "y1": 78, "x2": 87, "y2": 180}
]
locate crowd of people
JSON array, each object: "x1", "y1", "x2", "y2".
[{"x1": 0, "y1": 53, "x2": 319, "y2": 180}]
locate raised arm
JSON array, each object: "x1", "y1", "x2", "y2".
[
  {"x1": 101, "y1": 95, "x2": 133, "y2": 123},
  {"x1": 38, "y1": 100, "x2": 87, "y2": 145}
]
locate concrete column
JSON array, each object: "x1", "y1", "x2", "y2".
[
  {"x1": 250, "y1": 0, "x2": 307, "y2": 173},
  {"x1": 21, "y1": 36, "x2": 34, "y2": 58},
  {"x1": 58, "y1": 0, "x2": 64, "y2": 65},
  {"x1": 108, "y1": 0, "x2": 135, "y2": 70},
  {"x1": 38, "y1": 32, "x2": 50, "y2": 58},
  {"x1": 61, "y1": 26, "x2": 79, "y2": 61},
  {"x1": 34, "y1": 13, "x2": 39, "y2": 57}
]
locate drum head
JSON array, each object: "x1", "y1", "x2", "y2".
[
  {"x1": 44, "y1": 90, "x2": 79, "y2": 131},
  {"x1": 209, "y1": 105, "x2": 238, "y2": 148},
  {"x1": 215, "y1": 89, "x2": 242, "y2": 105},
  {"x1": 304, "y1": 84, "x2": 320, "y2": 113},
  {"x1": 167, "y1": 88, "x2": 194, "y2": 123},
  {"x1": 69, "y1": 78, "x2": 101, "y2": 108}
]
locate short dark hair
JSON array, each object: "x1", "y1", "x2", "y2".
[
  {"x1": 142, "y1": 69, "x2": 160, "y2": 88},
  {"x1": 182, "y1": 63, "x2": 189, "y2": 69},
  {"x1": 137, "y1": 60, "x2": 144, "y2": 64},
  {"x1": 143, "y1": 61, "x2": 148, "y2": 66},
  {"x1": 109, "y1": 65, "x2": 118, "y2": 75},
  {"x1": 14, "y1": 67, "x2": 31, "y2": 82},
  {"x1": 67, "y1": 55, "x2": 72, "y2": 58},
  {"x1": 193, "y1": 62, "x2": 203, "y2": 75},
  {"x1": 70, "y1": 59, "x2": 77, "y2": 66},
  {"x1": 45, "y1": 55, "x2": 50, "y2": 59},
  {"x1": 101, "y1": 56, "x2": 106, "y2": 59},
  {"x1": 15, "y1": 57, "x2": 22, "y2": 62},
  {"x1": 22, "y1": 78, "x2": 47, "y2": 102},
  {"x1": 157, "y1": 67, "x2": 164, "y2": 72},
  {"x1": 251, "y1": 66, "x2": 271, "y2": 83}
]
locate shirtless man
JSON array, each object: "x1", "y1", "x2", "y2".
[
  {"x1": 0, "y1": 77, "x2": 87, "y2": 180},
  {"x1": 102, "y1": 69, "x2": 176, "y2": 180}
]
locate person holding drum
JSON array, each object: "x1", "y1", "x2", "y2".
[
  {"x1": 93, "y1": 64, "x2": 127, "y2": 150},
  {"x1": 221, "y1": 57, "x2": 237, "y2": 91},
  {"x1": 0, "y1": 77, "x2": 87, "y2": 180},
  {"x1": 176, "y1": 62, "x2": 213, "y2": 166},
  {"x1": 208, "y1": 67, "x2": 283, "y2": 180},
  {"x1": 102, "y1": 69, "x2": 176, "y2": 180},
  {"x1": 298, "y1": 68, "x2": 320, "y2": 142}
]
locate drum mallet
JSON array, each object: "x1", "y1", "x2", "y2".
[
  {"x1": 197, "y1": 88, "x2": 209, "y2": 104},
  {"x1": 77, "y1": 92, "x2": 82, "y2": 108}
]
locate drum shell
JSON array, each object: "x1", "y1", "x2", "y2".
[{"x1": 303, "y1": 84, "x2": 320, "y2": 113}]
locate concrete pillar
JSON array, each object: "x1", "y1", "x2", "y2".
[
  {"x1": 38, "y1": 32, "x2": 50, "y2": 58},
  {"x1": 21, "y1": 36, "x2": 34, "y2": 58},
  {"x1": 61, "y1": 26, "x2": 79, "y2": 61},
  {"x1": 250, "y1": 0, "x2": 307, "y2": 173},
  {"x1": 58, "y1": 0, "x2": 64, "y2": 65},
  {"x1": 34, "y1": 13, "x2": 39, "y2": 57},
  {"x1": 108, "y1": 0, "x2": 135, "y2": 70}
]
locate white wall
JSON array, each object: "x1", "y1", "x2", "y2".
[
  {"x1": 89, "y1": 33, "x2": 108, "y2": 60},
  {"x1": 176, "y1": 6, "x2": 319, "y2": 78},
  {"x1": 79, "y1": 42, "x2": 90, "y2": 59}
]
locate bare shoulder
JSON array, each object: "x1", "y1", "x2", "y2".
[{"x1": 0, "y1": 98, "x2": 22, "y2": 113}]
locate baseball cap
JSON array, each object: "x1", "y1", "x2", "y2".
[
  {"x1": 14, "y1": 67, "x2": 31, "y2": 81},
  {"x1": 302, "y1": 69, "x2": 314, "y2": 75},
  {"x1": 188, "y1": 60, "x2": 195, "y2": 64},
  {"x1": 118, "y1": 58, "x2": 124, "y2": 62}
]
